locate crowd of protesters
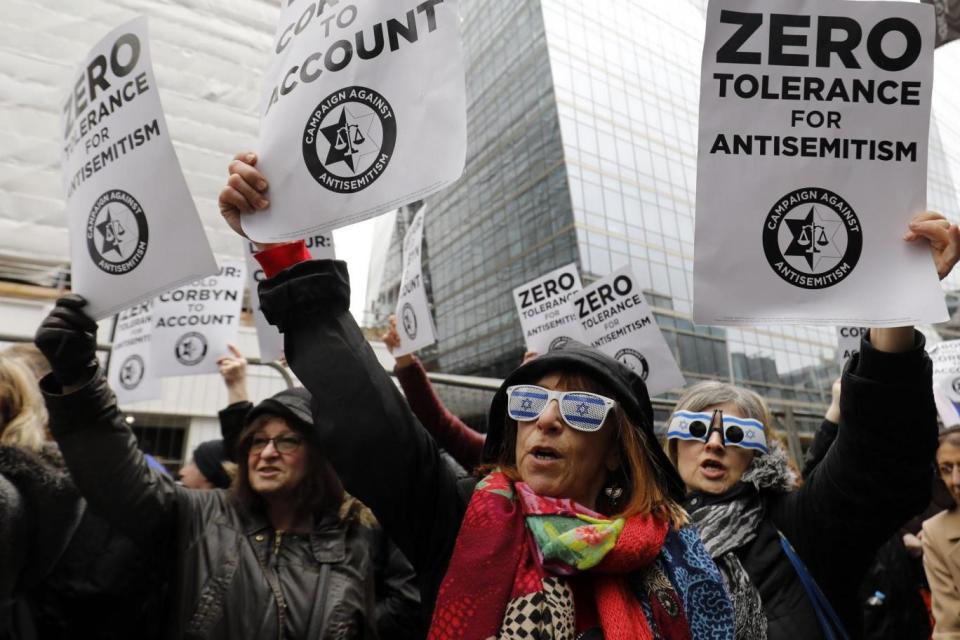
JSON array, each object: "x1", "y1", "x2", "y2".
[{"x1": 2, "y1": 153, "x2": 960, "y2": 639}]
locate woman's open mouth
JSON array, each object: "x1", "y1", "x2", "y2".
[{"x1": 700, "y1": 458, "x2": 727, "y2": 479}]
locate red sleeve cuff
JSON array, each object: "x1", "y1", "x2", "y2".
[{"x1": 254, "y1": 240, "x2": 311, "y2": 279}]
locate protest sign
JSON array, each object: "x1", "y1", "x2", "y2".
[
  {"x1": 921, "y1": 0, "x2": 960, "y2": 46},
  {"x1": 512, "y1": 263, "x2": 585, "y2": 353},
  {"x1": 835, "y1": 325, "x2": 867, "y2": 366},
  {"x1": 694, "y1": 0, "x2": 946, "y2": 326},
  {"x1": 572, "y1": 268, "x2": 685, "y2": 396},
  {"x1": 242, "y1": 0, "x2": 467, "y2": 242},
  {"x1": 61, "y1": 17, "x2": 217, "y2": 319},
  {"x1": 107, "y1": 301, "x2": 161, "y2": 404},
  {"x1": 243, "y1": 233, "x2": 336, "y2": 362},
  {"x1": 930, "y1": 340, "x2": 960, "y2": 426},
  {"x1": 394, "y1": 208, "x2": 436, "y2": 356},
  {"x1": 151, "y1": 261, "x2": 246, "y2": 377}
]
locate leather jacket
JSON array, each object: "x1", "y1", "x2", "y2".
[{"x1": 42, "y1": 368, "x2": 418, "y2": 640}]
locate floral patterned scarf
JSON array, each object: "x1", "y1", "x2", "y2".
[{"x1": 428, "y1": 470, "x2": 693, "y2": 640}]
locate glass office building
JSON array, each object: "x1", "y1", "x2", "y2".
[{"x1": 367, "y1": 0, "x2": 960, "y2": 429}]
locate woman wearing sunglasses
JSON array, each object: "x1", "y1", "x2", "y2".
[
  {"x1": 662, "y1": 290, "x2": 955, "y2": 637},
  {"x1": 214, "y1": 161, "x2": 735, "y2": 640}
]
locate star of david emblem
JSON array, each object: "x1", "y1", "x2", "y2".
[
  {"x1": 121, "y1": 361, "x2": 138, "y2": 383},
  {"x1": 784, "y1": 206, "x2": 842, "y2": 271},
  {"x1": 746, "y1": 429, "x2": 755, "y2": 440},
  {"x1": 96, "y1": 208, "x2": 126, "y2": 258},
  {"x1": 320, "y1": 107, "x2": 376, "y2": 172},
  {"x1": 519, "y1": 398, "x2": 533, "y2": 411},
  {"x1": 576, "y1": 402, "x2": 589, "y2": 417}
]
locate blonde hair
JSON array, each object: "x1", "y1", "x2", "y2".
[
  {"x1": 0, "y1": 355, "x2": 48, "y2": 452},
  {"x1": 666, "y1": 380, "x2": 773, "y2": 466}
]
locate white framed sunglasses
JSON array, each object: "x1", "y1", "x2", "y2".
[
  {"x1": 666, "y1": 410, "x2": 768, "y2": 453},
  {"x1": 506, "y1": 384, "x2": 616, "y2": 432}
]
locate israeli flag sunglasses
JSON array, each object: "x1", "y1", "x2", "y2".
[
  {"x1": 666, "y1": 410, "x2": 768, "y2": 453},
  {"x1": 506, "y1": 384, "x2": 616, "y2": 432}
]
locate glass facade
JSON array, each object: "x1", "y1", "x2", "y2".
[{"x1": 367, "y1": 0, "x2": 960, "y2": 430}]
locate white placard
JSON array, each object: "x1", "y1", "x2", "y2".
[
  {"x1": 512, "y1": 263, "x2": 585, "y2": 353},
  {"x1": 835, "y1": 325, "x2": 867, "y2": 366},
  {"x1": 242, "y1": 0, "x2": 467, "y2": 242},
  {"x1": 107, "y1": 301, "x2": 161, "y2": 404},
  {"x1": 243, "y1": 234, "x2": 337, "y2": 362},
  {"x1": 151, "y1": 261, "x2": 246, "y2": 377},
  {"x1": 930, "y1": 340, "x2": 960, "y2": 426},
  {"x1": 572, "y1": 268, "x2": 686, "y2": 396},
  {"x1": 693, "y1": 0, "x2": 945, "y2": 326},
  {"x1": 394, "y1": 208, "x2": 437, "y2": 356},
  {"x1": 61, "y1": 17, "x2": 217, "y2": 319}
]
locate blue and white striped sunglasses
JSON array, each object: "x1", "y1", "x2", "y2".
[
  {"x1": 506, "y1": 384, "x2": 616, "y2": 432},
  {"x1": 666, "y1": 410, "x2": 768, "y2": 453}
]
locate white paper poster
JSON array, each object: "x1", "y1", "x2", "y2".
[
  {"x1": 243, "y1": 233, "x2": 336, "y2": 362},
  {"x1": 930, "y1": 340, "x2": 960, "y2": 427},
  {"x1": 242, "y1": 0, "x2": 467, "y2": 242},
  {"x1": 694, "y1": 0, "x2": 945, "y2": 326},
  {"x1": 107, "y1": 301, "x2": 161, "y2": 404},
  {"x1": 512, "y1": 263, "x2": 585, "y2": 353},
  {"x1": 835, "y1": 325, "x2": 867, "y2": 366},
  {"x1": 394, "y1": 208, "x2": 437, "y2": 356},
  {"x1": 151, "y1": 260, "x2": 246, "y2": 377},
  {"x1": 572, "y1": 268, "x2": 686, "y2": 396},
  {"x1": 61, "y1": 17, "x2": 217, "y2": 319}
]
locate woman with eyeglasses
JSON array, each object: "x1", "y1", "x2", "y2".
[
  {"x1": 28, "y1": 309, "x2": 421, "y2": 640},
  {"x1": 211, "y1": 152, "x2": 736, "y2": 639},
  {"x1": 660, "y1": 212, "x2": 960, "y2": 640}
]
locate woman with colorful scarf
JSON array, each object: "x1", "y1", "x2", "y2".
[
  {"x1": 218, "y1": 152, "x2": 735, "y2": 639},
  {"x1": 662, "y1": 212, "x2": 960, "y2": 640}
]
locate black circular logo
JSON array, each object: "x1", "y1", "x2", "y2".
[
  {"x1": 175, "y1": 332, "x2": 208, "y2": 366},
  {"x1": 86, "y1": 189, "x2": 149, "y2": 275},
  {"x1": 118, "y1": 355, "x2": 145, "y2": 390},
  {"x1": 400, "y1": 303, "x2": 418, "y2": 341},
  {"x1": 762, "y1": 188, "x2": 862, "y2": 290},
  {"x1": 548, "y1": 336, "x2": 571, "y2": 351},
  {"x1": 615, "y1": 348, "x2": 649, "y2": 380},
  {"x1": 952, "y1": 377, "x2": 960, "y2": 397},
  {"x1": 303, "y1": 86, "x2": 397, "y2": 194}
]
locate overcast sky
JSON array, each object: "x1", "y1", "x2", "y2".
[{"x1": 332, "y1": 217, "x2": 377, "y2": 323}]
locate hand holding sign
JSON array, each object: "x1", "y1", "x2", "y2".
[
  {"x1": 220, "y1": 152, "x2": 270, "y2": 241},
  {"x1": 903, "y1": 211, "x2": 960, "y2": 280},
  {"x1": 383, "y1": 315, "x2": 415, "y2": 369}
]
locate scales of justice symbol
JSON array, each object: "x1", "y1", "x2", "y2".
[
  {"x1": 334, "y1": 121, "x2": 366, "y2": 165},
  {"x1": 797, "y1": 218, "x2": 829, "y2": 257}
]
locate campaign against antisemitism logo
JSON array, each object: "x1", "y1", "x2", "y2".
[
  {"x1": 303, "y1": 86, "x2": 397, "y2": 194},
  {"x1": 118, "y1": 354, "x2": 145, "y2": 390},
  {"x1": 86, "y1": 189, "x2": 149, "y2": 275},
  {"x1": 762, "y1": 188, "x2": 863, "y2": 290},
  {"x1": 175, "y1": 332, "x2": 208, "y2": 366},
  {"x1": 549, "y1": 336, "x2": 571, "y2": 351},
  {"x1": 401, "y1": 302, "x2": 418, "y2": 340},
  {"x1": 952, "y1": 376, "x2": 960, "y2": 396},
  {"x1": 615, "y1": 348, "x2": 649, "y2": 380}
]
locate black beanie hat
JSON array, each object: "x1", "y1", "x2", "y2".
[{"x1": 192, "y1": 439, "x2": 231, "y2": 489}]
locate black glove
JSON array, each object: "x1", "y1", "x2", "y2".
[{"x1": 35, "y1": 294, "x2": 99, "y2": 386}]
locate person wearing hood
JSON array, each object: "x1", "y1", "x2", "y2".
[
  {"x1": 211, "y1": 151, "x2": 736, "y2": 639},
  {"x1": 178, "y1": 439, "x2": 233, "y2": 490},
  {"x1": 661, "y1": 212, "x2": 959, "y2": 640},
  {"x1": 30, "y1": 308, "x2": 421, "y2": 640}
]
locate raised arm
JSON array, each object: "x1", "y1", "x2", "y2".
[
  {"x1": 35, "y1": 296, "x2": 182, "y2": 548},
  {"x1": 257, "y1": 257, "x2": 467, "y2": 573},
  {"x1": 777, "y1": 212, "x2": 960, "y2": 580}
]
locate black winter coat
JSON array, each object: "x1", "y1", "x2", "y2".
[
  {"x1": 684, "y1": 334, "x2": 937, "y2": 639},
  {"x1": 41, "y1": 370, "x2": 419, "y2": 640},
  {"x1": 0, "y1": 445, "x2": 163, "y2": 640}
]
